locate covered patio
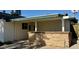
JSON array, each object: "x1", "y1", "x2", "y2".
[
  {"x1": 24, "y1": 15, "x2": 71, "y2": 48},
  {"x1": 11, "y1": 14, "x2": 76, "y2": 48}
]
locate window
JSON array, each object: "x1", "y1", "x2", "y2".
[
  {"x1": 22, "y1": 23, "x2": 35, "y2": 31},
  {"x1": 22, "y1": 23, "x2": 28, "y2": 29}
]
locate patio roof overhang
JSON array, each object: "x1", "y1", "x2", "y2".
[
  {"x1": 10, "y1": 14, "x2": 77, "y2": 23},
  {"x1": 11, "y1": 14, "x2": 63, "y2": 22}
]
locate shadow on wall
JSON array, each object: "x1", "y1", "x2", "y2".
[
  {"x1": 70, "y1": 24, "x2": 78, "y2": 46},
  {"x1": 28, "y1": 32, "x2": 46, "y2": 48},
  {"x1": 35, "y1": 32, "x2": 46, "y2": 46}
]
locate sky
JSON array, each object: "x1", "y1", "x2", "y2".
[{"x1": 0, "y1": 10, "x2": 79, "y2": 20}]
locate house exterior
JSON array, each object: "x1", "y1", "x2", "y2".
[{"x1": 0, "y1": 14, "x2": 77, "y2": 48}]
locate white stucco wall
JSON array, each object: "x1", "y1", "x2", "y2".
[
  {"x1": 0, "y1": 19, "x2": 4, "y2": 42},
  {"x1": 4, "y1": 22, "x2": 28, "y2": 42},
  {"x1": 0, "y1": 19, "x2": 70, "y2": 42},
  {"x1": 14, "y1": 22, "x2": 28, "y2": 40}
]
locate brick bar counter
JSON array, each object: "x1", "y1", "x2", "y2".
[{"x1": 28, "y1": 32, "x2": 72, "y2": 48}]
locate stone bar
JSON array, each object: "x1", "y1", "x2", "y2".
[{"x1": 28, "y1": 31, "x2": 72, "y2": 48}]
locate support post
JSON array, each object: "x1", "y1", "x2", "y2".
[
  {"x1": 35, "y1": 21, "x2": 37, "y2": 32},
  {"x1": 62, "y1": 18, "x2": 65, "y2": 32}
]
